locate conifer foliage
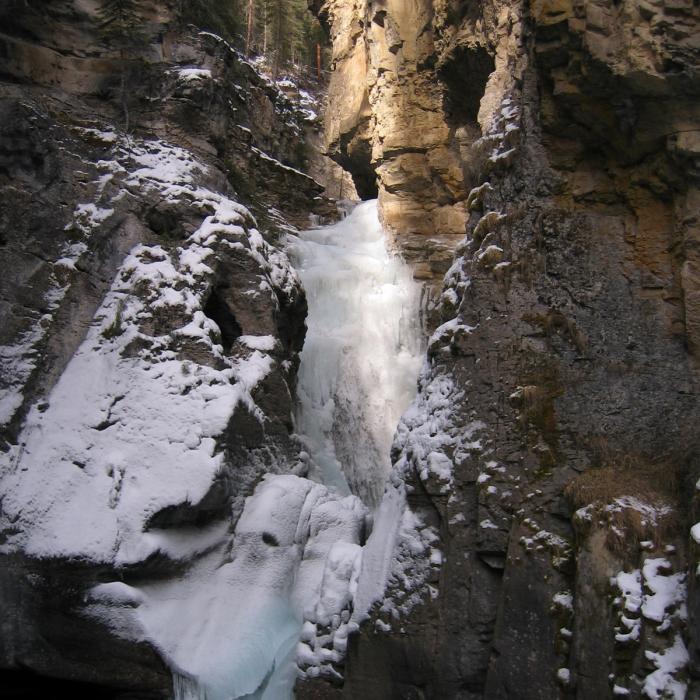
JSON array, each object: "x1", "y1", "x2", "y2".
[
  {"x1": 175, "y1": 0, "x2": 323, "y2": 75},
  {"x1": 95, "y1": 0, "x2": 327, "y2": 92},
  {"x1": 178, "y1": 0, "x2": 243, "y2": 45},
  {"x1": 97, "y1": 0, "x2": 144, "y2": 52}
]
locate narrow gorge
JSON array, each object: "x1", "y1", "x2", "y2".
[{"x1": 0, "y1": 1, "x2": 699, "y2": 699}]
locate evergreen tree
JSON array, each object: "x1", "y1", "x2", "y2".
[
  {"x1": 270, "y1": 0, "x2": 291, "y2": 77},
  {"x1": 177, "y1": 0, "x2": 328, "y2": 79},
  {"x1": 177, "y1": 0, "x2": 243, "y2": 44},
  {"x1": 245, "y1": 0, "x2": 255, "y2": 55},
  {"x1": 98, "y1": 0, "x2": 144, "y2": 52}
]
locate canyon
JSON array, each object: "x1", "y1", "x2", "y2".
[{"x1": 0, "y1": 0, "x2": 699, "y2": 699}]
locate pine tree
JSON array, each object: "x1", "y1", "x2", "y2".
[
  {"x1": 189, "y1": 0, "x2": 327, "y2": 78},
  {"x1": 245, "y1": 0, "x2": 255, "y2": 55},
  {"x1": 270, "y1": 0, "x2": 287, "y2": 77},
  {"x1": 98, "y1": 0, "x2": 144, "y2": 52},
  {"x1": 177, "y1": 0, "x2": 243, "y2": 45}
]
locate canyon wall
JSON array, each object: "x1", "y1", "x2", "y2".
[
  {"x1": 0, "y1": 1, "x2": 336, "y2": 695},
  {"x1": 310, "y1": 0, "x2": 700, "y2": 698},
  {"x1": 1, "y1": 0, "x2": 699, "y2": 696}
]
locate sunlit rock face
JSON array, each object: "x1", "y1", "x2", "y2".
[
  {"x1": 312, "y1": 0, "x2": 472, "y2": 283},
  {"x1": 309, "y1": 0, "x2": 700, "y2": 698}
]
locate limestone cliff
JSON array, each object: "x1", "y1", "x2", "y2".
[
  {"x1": 308, "y1": 0, "x2": 700, "y2": 698},
  {"x1": 1, "y1": 0, "x2": 699, "y2": 696}
]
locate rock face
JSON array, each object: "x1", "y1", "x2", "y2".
[
  {"x1": 309, "y1": 0, "x2": 700, "y2": 698},
  {"x1": 2, "y1": 0, "x2": 700, "y2": 697},
  {"x1": 311, "y1": 0, "x2": 475, "y2": 282},
  {"x1": 0, "y1": 1, "x2": 338, "y2": 696}
]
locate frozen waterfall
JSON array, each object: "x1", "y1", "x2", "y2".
[
  {"x1": 290, "y1": 200, "x2": 424, "y2": 507},
  {"x1": 162, "y1": 200, "x2": 423, "y2": 699}
]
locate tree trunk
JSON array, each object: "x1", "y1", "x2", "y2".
[
  {"x1": 272, "y1": 0, "x2": 284, "y2": 79},
  {"x1": 119, "y1": 47, "x2": 129, "y2": 133}
]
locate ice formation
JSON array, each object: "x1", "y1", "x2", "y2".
[
  {"x1": 0, "y1": 190, "x2": 424, "y2": 698},
  {"x1": 289, "y1": 200, "x2": 424, "y2": 507},
  {"x1": 161, "y1": 202, "x2": 423, "y2": 696}
]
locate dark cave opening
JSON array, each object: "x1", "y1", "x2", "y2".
[
  {"x1": 337, "y1": 140, "x2": 379, "y2": 201},
  {"x1": 203, "y1": 286, "x2": 242, "y2": 354},
  {"x1": 439, "y1": 45, "x2": 496, "y2": 126}
]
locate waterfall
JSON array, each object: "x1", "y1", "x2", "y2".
[
  {"x1": 164, "y1": 200, "x2": 423, "y2": 700},
  {"x1": 289, "y1": 200, "x2": 424, "y2": 507}
]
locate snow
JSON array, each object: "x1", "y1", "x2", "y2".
[
  {"x1": 641, "y1": 558, "x2": 686, "y2": 624},
  {"x1": 3, "y1": 142, "x2": 409, "y2": 699},
  {"x1": 474, "y1": 93, "x2": 521, "y2": 165},
  {"x1": 251, "y1": 146, "x2": 319, "y2": 184},
  {"x1": 477, "y1": 244, "x2": 504, "y2": 261},
  {"x1": 605, "y1": 496, "x2": 671, "y2": 525},
  {"x1": 480, "y1": 519, "x2": 499, "y2": 530},
  {"x1": 615, "y1": 570, "x2": 643, "y2": 614},
  {"x1": 85, "y1": 199, "x2": 424, "y2": 694},
  {"x1": 643, "y1": 635, "x2": 689, "y2": 700},
  {"x1": 553, "y1": 591, "x2": 574, "y2": 611},
  {"x1": 1, "y1": 122, "x2": 348, "y2": 699},
  {"x1": 0, "y1": 193, "x2": 290, "y2": 562},
  {"x1": 611, "y1": 561, "x2": 688, "y2": 696},
  {"x1": 176, "y1": 68, "x2": 213, "y2": 82},
  {"x1": 429, "y1": 317, "x2": 476, "y2": 350},
  {"x1": 489, "y1": 147, "x2": 516, "y2": 163},
  {"x1": 239, "y1": 335, "x2": 277, "y2": 352},
  {"x1": 127, "y1": 139, "x2": 205, "y2": 191},
  {"x1": 394, "y1": 372, "x2": 475, "y2": 493},
  {"x1": 1, "y1": 113, "x2": 422, "y2": 698},
  {"x1": 113, "y1": 474, "x2": 369, "y2": 700},
  {"x1": 0, "y1": 182, "x2": 116, "y2": 426},
  {"x1": 72, "y1": 202, "x2": 115, "y2": 233},
  {"x1": 0, "y1": 131, "x2": 299, "y2": 551}
]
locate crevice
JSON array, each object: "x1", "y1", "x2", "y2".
[
  {"x1": 145, "y1": 472, "x2": 232, "y2": 531},
  {"x1": 203, "y1": 286, "x2": 242, "y2": 354},
  {"x1": 438, "y1": 45, "x2": 495, "y2": 127}
]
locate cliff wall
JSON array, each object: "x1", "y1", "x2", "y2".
[
  {"x1": 0, "y1": 1, "x2": 331, "y2": 695},
  {"x1": 309, "y1": 0, "x2": 700, "y2": 697}
]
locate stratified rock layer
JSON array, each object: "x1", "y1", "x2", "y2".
[{"x1": 308, "y1": 0, "x2": 700, "y2": 698}]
